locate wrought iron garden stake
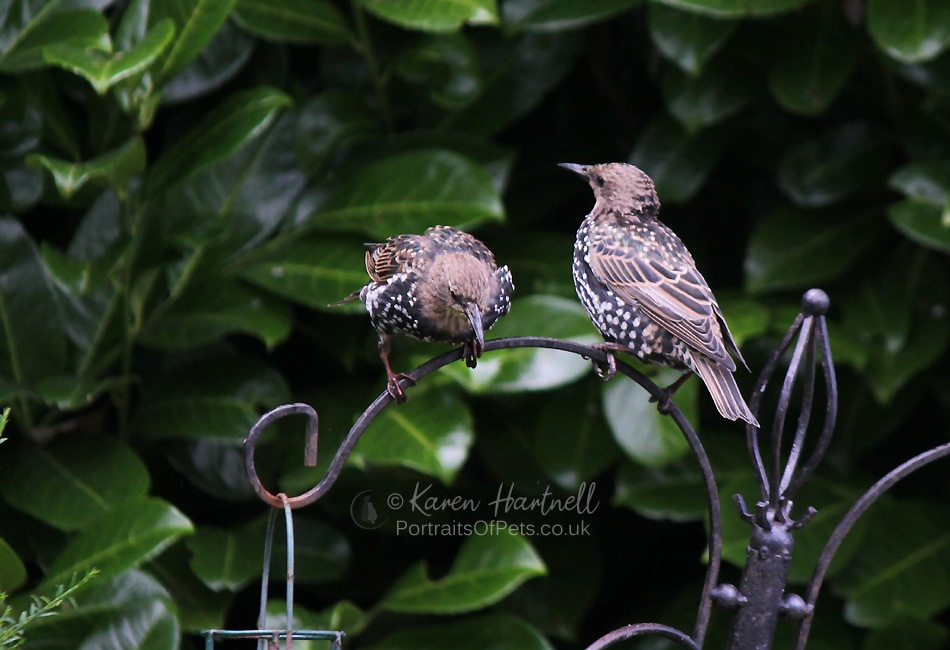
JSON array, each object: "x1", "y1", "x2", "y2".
[
  {"x1": 235, "y1": 288, "x2": 950, "y2": 650},
  {"x1": 712, "y1": 288, "x2": 834, "y2": 650}
]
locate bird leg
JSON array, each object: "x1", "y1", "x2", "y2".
[
  {"x1": 462, "y1": 339, "x2": 482, "y2": 368},
  {"x1": 378, "y1": 336, "x2": 415, "y2": 403},
  {"x1": 651, "y1": 372, "x2": 692, "y2": 415},
  {"x1": 591, "y1": 342, "x2": 629, "y2": 381}
]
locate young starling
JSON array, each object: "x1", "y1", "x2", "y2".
[
  {"x1": 561, "y1": 162, "x2": 758, "y2": 425},
  {"x1": 340, "y1": 225, "x2": 514, "y2": 403}
]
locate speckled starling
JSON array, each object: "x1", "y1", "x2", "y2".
[
  {"x1": 340, "y1": 225, "x2": 514, "y2": 403},
  {"x1": 561, "y1": 162, "x2": 757, "y2": 425}
]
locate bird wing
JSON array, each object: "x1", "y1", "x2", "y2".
[
  {"x1": 425, "y1": 226, "x2": 497, "y2": 265},
  {"x1": 588, "y1": 226, "x2": 736, "y2": 370},
  {"x1": 365, "y1": 235, "x2": 426, "y2": 283}
]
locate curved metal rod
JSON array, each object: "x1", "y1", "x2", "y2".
[
  {"x1": 243, "y1": 335, "x2": 724, "y2": 646},
  {"x1": 784, "y1": 316, "x2": 837, "y2": 500},
  {"x1": 778, "y1": 318, "x2": 816, "y2": 496},
  {"x1": 747, "y1": 313, "x2": 804, "y2": 500},
  {"x1": 583, "y1": 622, "x2": 701, "y2": 650},
  {"x1": 794, "y1": 442, "x2": 950, "y2": 650},
  {"x1": 769, "y1": 315, "x2": 812, "y2": 503}
]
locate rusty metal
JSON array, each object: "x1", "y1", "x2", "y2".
[{"x1": 234, "y1": 288, "x2": 949, "y2": 650}]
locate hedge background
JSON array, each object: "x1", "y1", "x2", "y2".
[{"x1": 0, "y1": 0, "x2": 948, "y2": 648}]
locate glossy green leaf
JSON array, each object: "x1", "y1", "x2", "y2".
[
  {"x1": 362, "y1": 0, "x2": 498, "y2": 33},
  {"x1": 648, "y1": 3, "x2": 736, "y2": 74},
  {"x1": 356, "y1": 388, "x2": 474, "y2": 484},
  {"x1": 838, "y1": 500, "x2": 950, "y2": 627},
  {"x1": 616, "y1": 425, "x2": 759, "y2": 522},
  {"x1": 265, "y1": 599, "x2": 367, "y2": 637},
  {"x1": 439, "y1": 295, "x2": 600, "y2": 394},
  {"x1": 602, "y1": 367, "x2": 695, "y2": 467},
  {"x1": 629, "y1": 114, "x2": 727, "y2": 203},
  {"x1": 139, "y1": 278, "x2": 292, "y2": 350},
  {"x1": 133, "y1": 351, "x2": 290, "y2": 441},
  {"x1": 0, "y1": 8, "x2": 110, "y2": 72},
  {"x1": 27, "y1": 136, "x2": 146, "y2": 199},
  {"x1": 661, "y1": 62, "x2": 752, "y2": 131},
  {"x1": 0, "y1": 435, "x2": 150, "y2": 532},
  {"x1": 777, "y1": 123, "x2": 892, "y2": 207},
  {"x1": 159, "y1": 19, "x2": 255, "y2": 106},
  {"x1": 379, "y1": 531, "x2": 545, "y2": 613},
  {"x1": 744, "y1": 208, "x2": 883, "y2": 294},
  {"x1": 42, "y1": 19, "x2": 174, "y2": 94},
  {"x1": 888, "y1": 199, "x2": 950, "y2": 254},
  {"x1": 716, "y1": 295, "x2": 770, "y2": 346},
  {"x1": 233, "y1": 0, "x2": 350, "y2": 44},
  {"x1": 887, "y1": 161, "x2": 950, "y2": 253},
  {"x1": 767, "y1": 5, "x2": 859, "y2": 115},
  {"x1": 308, "y1": 149, "x2": 504, "y2": 238},
  {"x1": 163, "y1": 112, "x2": 307, "y2": 251},
  {"x1": 147, "y1": 542, "x2": 232, "y2": 632},
  {"x1": 394, "y1": 34, "x2": 482, "y2": 110},
  {"x1": 529, "y1": 382, "x2": 621, "y2": 492},
  {"x1": 151, "y1": 0, "x2": 237, "y2": 83},
  {"x1": 451, "y1": 32, "x2": 579, "y2": 135},
  {"x1": 841, "y1": 251, "x2": 949, "y2": 403},
  {"x1": 0, "y1": 218, "x2": 67, "y2": 385},
  {"x1": 868, "y1": 0, "x2": 950, "y2": 63},
  {"x1": 294, "y1": 90, "x2": 381, "y2": 173},
  {"x1": 369, "y1": 614, "x2": 554, "y2": 650},
  {"x1": 651, "y1": 0, "x2": 812, "y2": 18},
  {"x1": 25, "y1": 570, "x2": 179, "y2": 648},
  {"x1": 503, "y1": 0, "x2": 641, "y2": 31},
  {"x1": 186, "y1": 524, "x2": 264, "y2": 592},
  {"x1": 889, "y1": 160, "x2": 950, "y2": 203},
  {"x1": 0, "y1": 536, "x2": 26, "y2": 592},
  {"x1": 147, "y1": 86, "x2": 292, "y2": 196},
  {"x1": 270, "y1": 517, "x2": 351, "y2": 584},
  {"x1": 502, "y1": 534, "x2": 601, "y2": 641},
  {"x1": 237, "y1": 236, "x2": 370, "y2": 310},
  {"x1": 864, "y1": 619, "x2": 950, "y2": 650},
  {"x1": 40, "y1": 498, "x2": 193, "y2": 591}
]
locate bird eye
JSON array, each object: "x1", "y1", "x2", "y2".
[{"x1": 596, "y1": 175, "x2": 606, "y2": 187}]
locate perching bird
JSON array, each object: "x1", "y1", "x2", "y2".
[
  {"x1": 339, "y1": 225, "x2": 514, "y2": 403},
  {"x1": 561, "y1": 162, "x2": 758, "y2": 425}
]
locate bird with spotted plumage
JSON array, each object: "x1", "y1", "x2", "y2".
[
  {"x1": 561, "y1": 162, "x2": 758, "y2": 426},
  {"x1": 338, "y1": 225, "x2": 514, "y2": 403}
]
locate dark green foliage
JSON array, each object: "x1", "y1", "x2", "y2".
[{"x1": 0, "y1": 1, "x2": 948, "y2": 648}]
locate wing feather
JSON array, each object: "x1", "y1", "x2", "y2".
[{"x1": 588, "y1": 223, "x2": 737, "y2": 369}]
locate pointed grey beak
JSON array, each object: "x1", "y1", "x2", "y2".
[
  {"x1": 465, "y1": 303, "x2": 485, "y2": 352},
  {"x1": 558, "y1": 162, "x2": 589, "y2": 177}
]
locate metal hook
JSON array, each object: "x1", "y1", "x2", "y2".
[{"x1": 244, "y1": 403, "x2": 320, "y2": 509}]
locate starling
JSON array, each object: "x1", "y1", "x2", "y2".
[
  {"x1": 340, "y1": 225, "x2": 514, "y2": 403},
  {"x1": 561, "y1": 162, "x2": 758, "y2": 425}
]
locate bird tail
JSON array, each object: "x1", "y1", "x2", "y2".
[
  {"x1": 328, "y1": 289, "x2": 362, "y2": 307},
  {"x1": 693, "y1": 359, "x2": 759, "y2": 426}
]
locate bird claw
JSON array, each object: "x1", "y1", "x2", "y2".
[
  {"x1": 593, "y1": 353, "x2": 616, "y2": 381},
  {"x1": 592, "y1": 343, "x2": 628, "y2": 381},
  {"x1": 386, "y1": 373, "x2": 416, "y2": 404},
  {"x1": 462, "y1": 340, "x2": 483, "y2": 369},
  {"x1": 650, "y1": 391, "x2": 675, "y2": 415},
  {"x1": 649, "y1": 373, "x2": 691, "y2": 416}
]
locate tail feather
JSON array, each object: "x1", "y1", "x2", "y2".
[
  {"x1": 693, "y1": 359, "x2": 759, "y2": 426},
  {"x1": 328, "y1": 289, "x2": 363, "y2": 308}
]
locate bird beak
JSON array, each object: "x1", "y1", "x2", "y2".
[
  {"x1": 465, "y1": 303, "x2": 485, "y2": 351},
  {"x1": 558, "y1": 162, "x2": 588, "y2": 177}
]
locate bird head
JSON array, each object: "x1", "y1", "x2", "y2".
[
  {"x1": 422, "y1": 253, "x2": 491, "y2": 346},
  {"x1": 559, "y1": 162, "x2": 659, "y2": 216}
]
